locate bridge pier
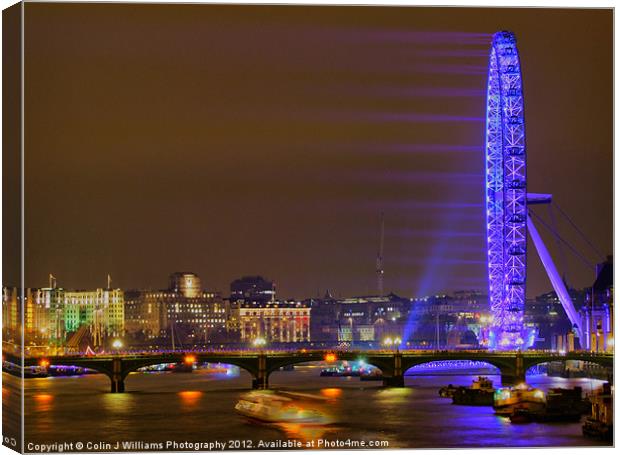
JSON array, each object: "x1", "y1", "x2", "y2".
[
  {"x1": 252, "y1": 354, "x2": 268, "y2": 389},
  {"x1": 500, "y1": 352, "x2": 525, "y2": 386},
  {"x1": 383, "y1": 352, "x2": 405, "y2": 387},
  {"x1": 110, "y1": 358, "x2": 126, "y2": 393},
  {"x1": 110, "y1": 377, "x2": 125, "y2": 393},
  {"x1": 500, "y1": 372, "x2": 525, "y2": 386}
]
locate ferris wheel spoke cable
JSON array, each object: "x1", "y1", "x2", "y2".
[
  {"x1": 552, "y1": 202, "x2": 605, "y2": 260},
  {"x1": 528, "y1": 209, "x2": 595, "y2": 271}
]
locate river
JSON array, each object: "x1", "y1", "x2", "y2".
[{"x1": 2, "y1": 365, "x2": 611, "y2": 450}]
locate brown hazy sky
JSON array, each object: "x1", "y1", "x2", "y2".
[{"x1": 20, "y1": 3, "x2": 612, "y2": 299}]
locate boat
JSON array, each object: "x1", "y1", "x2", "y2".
[
  {"x1": 235, "y1": 390, "x2": 334, "y2": 425},
  {"x1": 451, "y1": 376, "x2": 495, "y2": 406},
  {"x1": 538, "y1": 387, "x2": 587, "y2": 421},
  {"x1": 505, "y1": 386, "x2": 589, "y2": 423},
  {"x1": 319, "y1": 368, "x2": 341, "y2": 377},
  {"x1": 438, "y1": 384, "x2": 458, "y2": 398},
  {"x1": 582, "y1": 382, "x2": 613, "y2": 441},
  {"x1": 2, "y1": 362, "x2": 48, "y2": 378},
  {"x1": 171, "y1": 362, "x2": 194, "y2": 373},
  {"x1": 493, "y1": 383, "x2": 546, "y2": 416},
  {"x1": 509, "y1": 406, "x2": 534, "y2": 424},
  {"x1": 360, "y1": 369, "x2": 384, "y2": 381}
]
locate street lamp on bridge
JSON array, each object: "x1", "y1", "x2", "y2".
[
  {"x1": 383, "y1": 337, "x2": 402, "y2": 353},
  {"x1": 252, "y1": 337, "x2": 267, "y2": 352},
  {"x1": 112, "y1": 339, "x2": 123, "y2": 352}
]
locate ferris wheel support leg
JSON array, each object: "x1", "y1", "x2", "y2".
[{"x1": 526, "y1": 214, "x2": 583, "y2": 342}]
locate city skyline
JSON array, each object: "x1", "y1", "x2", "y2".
[{"x1": 14, "y1": 4, "x2": 612, "y2": 299}]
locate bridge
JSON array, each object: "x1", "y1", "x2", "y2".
[{"x1": 5, "y1": 350, "x2": 613, "y2": 393}]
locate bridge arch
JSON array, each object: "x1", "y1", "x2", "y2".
[
  {"x1": 403, "y1": 359, "x2": 501, "y2": 376},
  {"x1": 521, "y1": 354, "x2": 613, "y2": 382}
]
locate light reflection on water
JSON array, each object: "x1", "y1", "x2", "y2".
[
  {"x1": 178, "y1": 390, "x2": 203, "y2": 406},
  {"x1": 10, "y1": 367, "x2": 610, "y2": 449}
]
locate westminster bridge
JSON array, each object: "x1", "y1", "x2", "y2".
[{"x1": 4, "y1": 350, "x2": 613, "y2": 393}]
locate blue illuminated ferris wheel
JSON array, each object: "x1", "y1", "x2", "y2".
[
  {"x1": 485, "y1": 31, "x2": 529, "y2": 349},
  {"x1": 484, "y1": 31, "x2": 583, "y2": 350}
]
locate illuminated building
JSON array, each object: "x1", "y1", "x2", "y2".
[
  {"x1": 2, "y1": 287, "x2": 20, "y2": 342},
  {"x1": 581, "y1": 256, "x2": 613, "y2": 352},
  {"x1": 3, "y1": 284, "x2": 124, "y2": 348},
  {"x1": 124, "y1": 273, "x2": 227, "y2": 344},
  {"x1": 236, "y1": 301, "x2": 310, "y2": 343},
  {"x1": 524, "y1": 290, "x2": 584, "y2": 350},
  {"x1": 407, "y1": 291, "x2": 490, "y2": 348},
  {"x1": 304, "y1": 293, "x2": 411, "y2": 343},
  {"x1": 63, "y1": 288, "x2": 125, "y2": 339},
  {"x1": 169, "y1": 272, "x2": 202, "y2": 298},
  {"x1": 35, "y1": 287, "x2": 67, "y2": 344}
]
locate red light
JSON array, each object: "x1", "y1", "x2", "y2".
[
  {"x1": 324, "y1": 353, "x2": 337, "y2": 363},
  {"x1": 39, "y1": 359, "x2": 50, "y2": 368}
]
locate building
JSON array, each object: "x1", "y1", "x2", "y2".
[
  {"x1": 236, "y1": 301, "x2": 310, "y2": 343},
  {"x1": 63, "y1": 288, "x2": 124, "y2": 338},
  {"x1": 2, "y1": 287, "x2": 20, "y2": 344},
  {"x1": 124, "y1": 273, "x2": 227, "y2": 345},
  {"x1": 169, "y1": 272, "x2": 202, "y2": 298},
  {"x1": 524, "y1": 289, "x2": 584, "y2": 350},
  {"x1": 407, "y1": 291, "x2": 490, "y2": 348},
  {"x1": 230, "y1": 275, "x2": 276, "y2": 305},
  {"x1": 580, "y1": 256, "x2": 613, "y2": 352},
  {"x1": 303, "y1": 293, "x2": 412, "y2": 343},
  {"x1": 2, "y1": 283, "x2": 124, "y2": 350}
]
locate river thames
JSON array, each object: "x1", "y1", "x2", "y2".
[{"x1": 3, "y1": 365, "x2": 611, "y2": 450}]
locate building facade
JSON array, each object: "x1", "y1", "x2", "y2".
[
  {"x1": 236, "y1": 301, "x2": 311, "y2": 343},
  {"x1": 124, "y1": 273, "x2": 227, "y2": 345}
]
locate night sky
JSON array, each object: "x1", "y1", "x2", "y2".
[{"x1": 22, "y1": 4, "x2": 612, "y2": 299}]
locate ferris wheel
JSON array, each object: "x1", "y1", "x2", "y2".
[
  {"x1": 485, "y1": 31, "x2": 528, "y2": 348},
  {"x1": 484, "y1": 31, "x2": 583, "y2": 349}
]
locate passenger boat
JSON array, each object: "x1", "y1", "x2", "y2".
[
  {"x1": 493, "y1": 383, "x2": 546, "y2": 416},
  {"x1": 235, "y1": 390, "x2": 334, "y2": 425},
  {"x1": 451, "y1": 377, "x2": 495, "y2": 406}
]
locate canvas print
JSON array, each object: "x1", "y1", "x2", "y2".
[{"x1": 1, "y1": 1, "x2": 614, "y2": 452}]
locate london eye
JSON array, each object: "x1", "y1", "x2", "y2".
[
  {"x1": 484, "y1": 31, "x2": 584, "y2": 350},
  {"x1": 485, "y1": 31, "x2": 528, "y2": 349}
]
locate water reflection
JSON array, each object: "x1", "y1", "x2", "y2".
[
  {"x1": 178, "y1": 390, "x2": 203, "y2": 406},
  {"x1": 33, "y1": 393, "x2": 54, "y2": 412},
  {"x1": 319, "y1": 388, "x2": 342, "y2": 399},
  {"x1": 375, "y1": 387, "x2": 413, "y2": 404},
  {"x1": 275, "y1": 422, "x2": 335, "y2": 442},
  {"x1": 101, "y1": 391, "x2": 136, "y2": 415}
]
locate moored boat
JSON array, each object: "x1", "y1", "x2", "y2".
[
  {"x1": 439, "y1": 384, "x2": 458, "y2": 398},
  {"x1": 452, "y1": 376, "x2": 495, "y2": 406},
  {"x1": 493, "y1": 383, "x2": 546, "y2": 416}
]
